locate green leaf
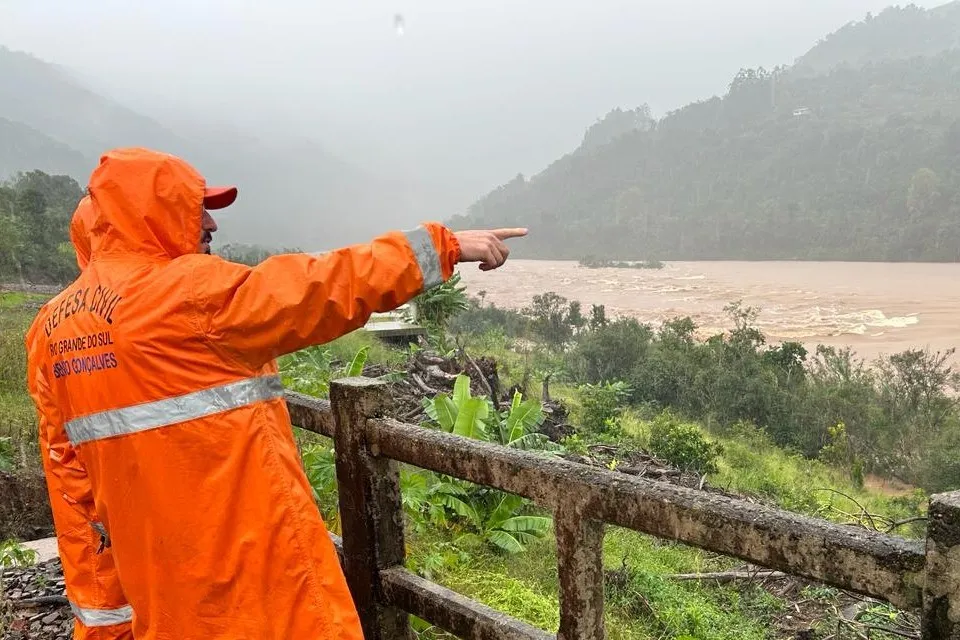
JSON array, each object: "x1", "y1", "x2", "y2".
[
  {"x1": 344, "y1": 346, "x2": 369, "y2": 377},
  {"x1": 454, "y1": 397, "x2": 488, "y2": 439},
  {"x1": 499, "y1": 515, "x2": 552, "y2": 535},
  {"x1": 430, "y1": 394, "x2": 458, "y2": 431},
  {"x1": 505, "y1": 398, "x2": 545, "y2": 444},
  {"x1": 438, "y1": 494, "x2": 480, "y2": 522},
  {"x1": 506, "y1": 433, "x2": 561, "y2": 452},
  {"x1": 486, "y1": 493, "x2": 525, "y2": 528},
  {"x1": 433, "y1": 479, "x2": 469, "y2": 496},
  {"x1": 452, "y1": 374, "x2": 472, "y2": 407},
  {"x1": 486, "y1": 530, "x2": 525, "y2": 554}
]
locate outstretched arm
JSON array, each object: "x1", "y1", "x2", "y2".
[{"x1": 190, "y1": 222, "x2": 525, "y2": 370}]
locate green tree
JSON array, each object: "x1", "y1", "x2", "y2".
[
  {"x1": 588, "y1": 304, "x2": 608, "y2": 330},
  {"x1": 525, "y1": 292, "x2": 575, "y2": 350},
  {"x1": 0, "y1": 171, "x2": 83, "y2": 284}
]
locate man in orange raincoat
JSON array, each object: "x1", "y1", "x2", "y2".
[
  {"x1": 29, "y1": 195, "x2": 133, "y2": 639},
  {"x1": 24, "y1": 146, "x2": 526, "y2": 639}
]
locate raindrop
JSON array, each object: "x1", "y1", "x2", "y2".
[{"x1": 393, "y1": 13, "x2": 405, "y2": 36}]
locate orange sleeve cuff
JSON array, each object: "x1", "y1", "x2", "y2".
[{"x1": 422, "y1": 222, "x2": 461, "y2": 282}]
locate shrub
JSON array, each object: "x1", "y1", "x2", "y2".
[
  {"x1": 451, "y1": 300, "x2": 529, "y2": 338},
  {"x1": 648, "y1": 411, "x2": 723, "y2": 474},
  {"x1": 0, "y1": 539, "x2": 37, "y2": 568},
  {"x1": 566, "y1": 318, "x2": 653, "y2": 384},
  {"x1": 577, "y1": 381, "x2": 631, "y2": 435}
]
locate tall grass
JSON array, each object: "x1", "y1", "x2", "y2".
[
  {"x1": 403, "y1": 405, "x2": 924, "y2": 638},
  {"x1": 0, "y1": 292, "x2": 46, "y2": 468}
]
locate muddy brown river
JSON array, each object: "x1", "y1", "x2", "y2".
[{"x1": 458, "y1": 260, "x2": 960, "y2": 368}]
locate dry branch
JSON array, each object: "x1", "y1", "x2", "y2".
[{"x1": 665, "y1": 570, "x2": 788, "y2": 583}]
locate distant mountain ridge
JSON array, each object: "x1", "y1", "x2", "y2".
[
  {"x1": 452, "y1": 2, "x2": 960, "y2": 263},
  {"x1": 0, "y1": 117, "x2": 92, "y2": 179},
  {"x1": 792, "y1": 2, "x2": 960, "y2": 77}
]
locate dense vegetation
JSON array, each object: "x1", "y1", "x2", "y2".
[
  {"x1": 460, "y1": 293, "x2": 960, "y2": 492},
  {"x1": 0, "y1": 171, "x2": 84, "y2": 285},
  {"x1": 453, "y1": 4, "x2": 960, "y2": 262},
  {"x1": 1, "y1": 183, "x2": 943, "y2": 634},
  {"x1": 274, "y1": 282, "x2": 933, "y2": 638},
  {"x1": 0, "y1": 173, "x2": 299, "y2": 285}
]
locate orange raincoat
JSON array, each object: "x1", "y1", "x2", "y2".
[
  {"x1": 29, "y1": 195, "x2": 133, "y2": 639},
  {"x1": 25, "y1": 147, "x2": 461, "y2": 639}
]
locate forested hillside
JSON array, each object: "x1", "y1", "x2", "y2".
[
  {"x1": 454, "y1": 3, "x2": 960, "y2": 262},
  {"x1": 792, "y1": 2, "x2": 960, "y2": 77}
]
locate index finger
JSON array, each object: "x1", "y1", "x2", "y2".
[{"x1": 492, "y1": 228, "x2": 529, "y2": 240}]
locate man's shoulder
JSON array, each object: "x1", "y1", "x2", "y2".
[
  {"x1": 173, "y1": 253, "x2": 249, "y2": 271},
  {"x1": 168, "y1": 253, "x2": 252, "y2": 290}
]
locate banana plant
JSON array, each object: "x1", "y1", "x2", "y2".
[
  {"x1": 398, "y1": 468, "x2": 464, "y2": 531},
  {"x1": 418, "y1": 376, "x2": 556, "y2": 552},
  {"x1": 453, "y1": 493, "x2": 552, "y2": 555},
  {"x1": 423, "y1": 375, "x2": 561, "y2": 453},
  {"x1": 422, "y1": 375, "x2": 491, "y2": 440},
  {"x1": 494, "y1": 390, "x2": 561, "y2": 452}
]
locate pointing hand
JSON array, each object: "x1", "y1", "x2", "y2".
[{"x1": 454, "y1": 228, "x2": 529, "y2": 271}]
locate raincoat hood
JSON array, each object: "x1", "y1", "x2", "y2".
[
  {"x1": 69, "y1": 196, "x2": 94, "y2": 270},
  {"x1": 87, "y1": 148, "x2": 205, "y2": 261}
]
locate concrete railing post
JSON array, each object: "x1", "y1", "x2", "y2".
[
  {"x1": 331, "y1": 377, "x2": 411, "y2": 640},
  {"x1": 922, "y1": 490, "x2": 960, "y2": 639},
  {"x1": 556, "y1": 501, "x2": 606, "y2": 640}
]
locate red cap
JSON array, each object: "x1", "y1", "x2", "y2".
[{"x1": 203, "y1": 185, "x2": 238, "y2": 210}]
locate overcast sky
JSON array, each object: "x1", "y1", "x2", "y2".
[{"x1": 0, "y1": 0, "x2": 943, "y2": 212}]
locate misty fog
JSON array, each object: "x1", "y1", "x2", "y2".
[{"x1": 0, "y1": 0, "x2": 938, "y2": 250}]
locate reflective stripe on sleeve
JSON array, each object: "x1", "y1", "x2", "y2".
[
  {"x1": 403, "y1": 226, "x2": 443, "y2": 290},
  {"x1": 70, "y1": 601, "x2": 134, "y2": 627},
  {"x1": 64, "y1": 375, "x2": 285, "y2": 445}
]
